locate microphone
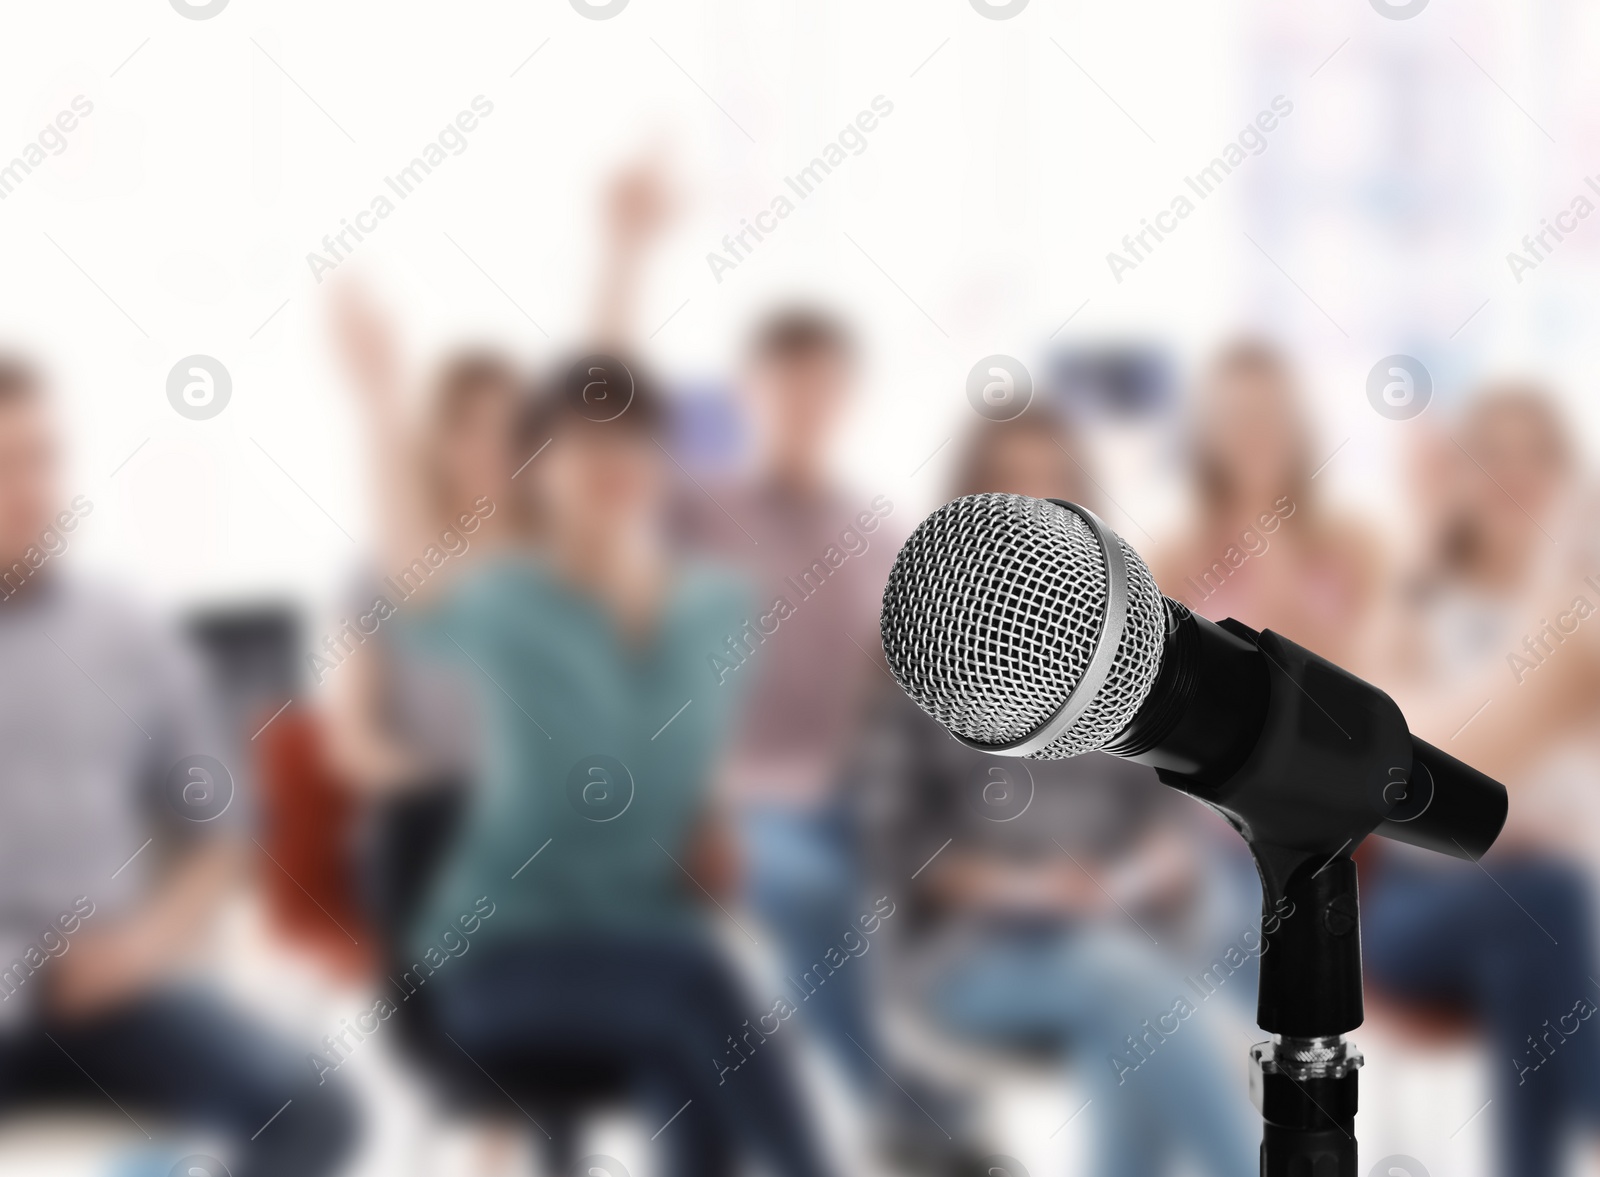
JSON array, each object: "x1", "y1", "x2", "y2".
[
  {"x1": 881, "y1": 492, "x2": 1509, "y2": 1170},
  {"x1": 879, "y1": 493, "x2": 1508, "y2": 862}
]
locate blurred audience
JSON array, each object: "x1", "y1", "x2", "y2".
[
  {"x1": 1365, "y1": 385, "x2": 1600, "y2": 1177},
  {"x1": 0, "y1": 359, "x2": 358, "y2": 1175},
  {"x1": 1156, "y1": 346, "x2": 1600, "y2": 1175},
  {"x1": 671, "y1": 309, "x2": 907, "y2": 1105},
  {"x1": 858, "y1": 411, "x2": 1257, "y2": 1177}
]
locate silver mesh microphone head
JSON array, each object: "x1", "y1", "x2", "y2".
[{"x1": 880, "y1": 493, "x2": 1168, "y2": 759}]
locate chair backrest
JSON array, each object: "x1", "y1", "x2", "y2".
[
  {"x1": 360, "y1": 781, "x2": 470, "y2": 958},
  {"x1": 252, "y1": 705, "x2": 373, "y2": 981}
]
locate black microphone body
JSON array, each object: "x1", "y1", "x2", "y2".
[
  {"x1": 1096, "y1": 603, "x2": 1507, "y2": 1046},
  {"x1": 1109, "y1": 603, "x2": 1507, "y2": 867}
]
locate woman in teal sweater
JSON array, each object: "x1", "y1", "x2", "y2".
[{"x1": 392, "y1": 364, "x2": 836, "y2": 1177}]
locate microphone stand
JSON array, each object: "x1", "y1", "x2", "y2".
[
  {"x1": 1142, "y1": 619, "x2": 1506, "y2": 1177},
  {"x1": 1248, "y1": 847, "x2": 1363, "y2": 1174}
]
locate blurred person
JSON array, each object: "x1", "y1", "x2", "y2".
[
  {"x1": 592, "y1": 145, "x2": 679, "y2": 351},
  {"x1": 326, "y1": 149, "x2": 679, "y2": 946},
  {"x1": 1148, "y1": 339, "x2": 1387, "y2": 1015},
  {"x1": 325, "y1": 286, "x2": 525, "y2": 970},
  {"x1": 857, "y1": 411, "x2": 1257, "y2": 1177},
  {"x1": 324, "y1": 143, "x2": 674, "y2": 803},
  {"x1": 370, "y1": 363, "x2": 838, "y2": 1177},
  {"x1": 1147, "y1": 339, "x2": 1389, "y2": 1069},
  {"x1": 1152, "y1": 339, "x2": 1383, "y2": 672},
  {"x1": 1364, "y1": 385, "x2": 1600, "y2": 1177},
  {"x1": 672, "y1": 308, "x2": 906, "y2": 1105},
  {"x1": 0, "y1": 359, "x2": 358, "y2": 1175},
  {"x1": 325, "y1": 283, "x2": 522, "y2": 800}
]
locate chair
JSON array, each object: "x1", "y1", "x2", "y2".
[
  {"x1": 253, "y1": 703, "x2": 374, "y2": 981},
  {"x1": 1353, "y1": 842, "x2": 1478, "y2": 1047},
  {"x1": 360, "y1": 781, "x2": 630, "y2": 1173},
  {"x1": 187, "y1": 604, "x2": 373, "y2": 980}
]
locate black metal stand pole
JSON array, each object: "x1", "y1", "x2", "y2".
[{"x1": 1249, "y1": 854, "x2": 1364, "y2": 1176}]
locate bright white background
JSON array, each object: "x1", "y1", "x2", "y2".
[{"x1": 5, "y1": 0, "x2": 1598, "y2": 621}]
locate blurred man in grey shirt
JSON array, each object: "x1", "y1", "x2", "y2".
[
  {"x1": 0, "y1": 359, "x2": 356, "y2": 1175},
  {"x1": 675, "y1": 310, "x2": 902, "y2": 1101}
]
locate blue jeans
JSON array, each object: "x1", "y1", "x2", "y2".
[
  {"x1": 929, "y1": 926, "x2": 1256, "y2": 1177},
  {"x1": 1365, "y1": 856, "x2": 1600, "y2": 1177},
  {"x1": 740, "y1": 803, "x2": 885, "y2": 1095},
  {"x1": 0, "y1": 989, "x2": 359, "y2": 1177},
  {"x1": 434, "y1": 932, "x2": 835, "y2": 1177}
]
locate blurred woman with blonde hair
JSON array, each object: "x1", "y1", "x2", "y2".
[
  {"x1": 1365, "y1": 383, "x2": 1600, "y2": 1177},
  {"x1": 1153, "y1": 339, "x2": 1382, "y2": 672}
]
